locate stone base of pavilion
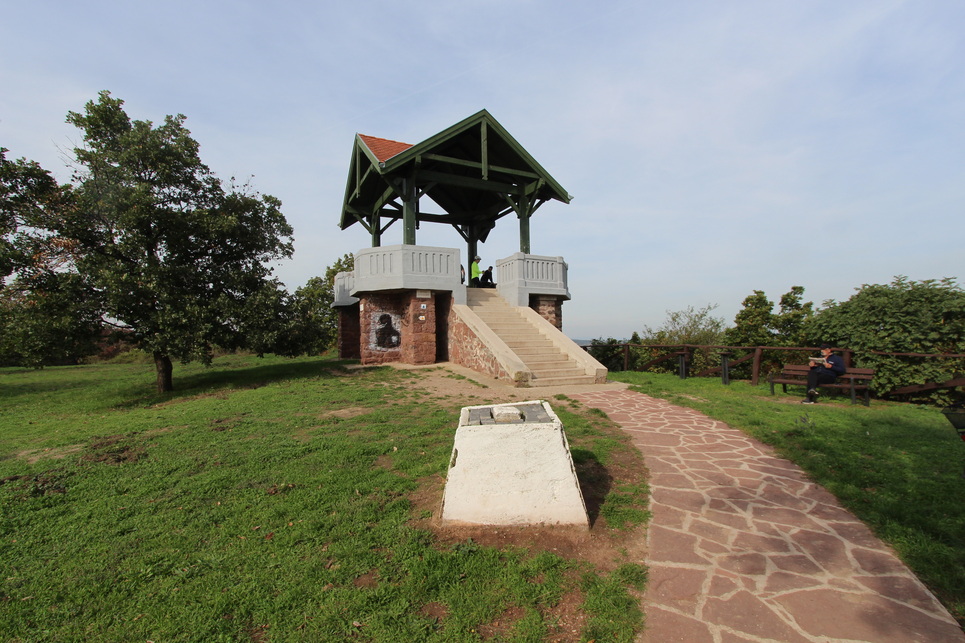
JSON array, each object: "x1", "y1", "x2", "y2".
[{"x1": 333, "y1": 245, "x2": 606, "y2": 387}]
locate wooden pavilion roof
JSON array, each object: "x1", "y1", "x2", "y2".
[{"x1": 339, "y1": 110, "x2": 571, "y2": 251}]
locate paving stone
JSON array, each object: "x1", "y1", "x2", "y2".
[
  {"x1": 647, "y1": 565, "x2": 707, "y2": 613},
  {"x1": 775, "y1": 588, "x2": 960, "y2": 642},
  {"x1": 640, "y1": 606, "x2": 715, "y2": 643},
  {"x1": 570, "y1": 389, "x2": 965, "y2": 643},
  {"x1": 703, "y1": 590, "x2": 813, "y2": 642}
]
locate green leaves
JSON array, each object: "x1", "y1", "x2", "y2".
[
  {"x1": 805, "y1": 277, "x2": 965, "y2": 403},
  {"x1": 61, "y1": 92, "x2": 294, "y2": 390}
]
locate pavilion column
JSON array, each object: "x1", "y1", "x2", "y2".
[
  {"x1": 402, "y1": 176, "x2": 417, "y2": 246},
  {"x1": 370, "y1": 211, "x2": 381, "y2": 247},
  {"x1": 519, "y1": 213, "x2": 531, "y2": 254},
  {"x1": 517, "y1": 192, "x2": 532, "y2": 254}
]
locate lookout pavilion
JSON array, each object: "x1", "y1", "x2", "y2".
[{"x1": 332, "y1": 110, "x2": 606, "y2": 387}]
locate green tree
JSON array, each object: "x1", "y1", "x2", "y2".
[
  {"x1": 641, "y1": 304, "x2": 726, "y2": 346},
  {"x1": 41, "y1": 91, "x2": 294, "y2": 392},
  {"x1": 0, "y1": 274, "x2": 102, "y2": 367},
  {"x1": 290, "y1": 253, "x2": 356, "y2": 355},
  {"x1": 1, "y1": 148, "x2": 105, "y2": 367},
  {"x1": 805, "y1": 276, "x2": 965, "y2": 402},
  {"x1": 723, "y1": 290, "x2": 775, "y2": 347},
  {"x1": 0, "y1": 148, "x2": 70, "y2": 279},
  {"x1": 639, "y1": 304, "x2": 726, "y2": 374},
  {"x1": 773, "y1": 286, "x2": 814, "y2": 346},
  {"x1": 724, "y1": 286, "x2": 814, "y2": 347}
]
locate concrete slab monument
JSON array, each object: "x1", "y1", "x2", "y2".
[{"x1": 440, "y1": 400, "x2": 589, "y2": 528}]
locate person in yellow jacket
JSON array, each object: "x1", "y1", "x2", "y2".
[{"x1": 469, "y1": 255, "x2": 481, "y2": 287}]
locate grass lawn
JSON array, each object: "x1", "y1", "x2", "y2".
[
  {"x1": 610, "y1": 370, "x2": 965, "y2": 625},
  {"x1": 0, "y1": 355, "x2": 649, "y2": 642}
]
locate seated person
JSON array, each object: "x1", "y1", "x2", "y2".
[
  {"x1": 803, "y1": 343, "x2": 846, "y2": 403},
  {"x1": 480, "y1": 266, "x2": 496, "y2": 288}
]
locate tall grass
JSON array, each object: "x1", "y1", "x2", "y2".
[
  {"x1": 611, "y1": 371, "x2": 965, "y2": 625},
  {"x1": 1, "y1": 356, "x2": 648, "y2": 642}
]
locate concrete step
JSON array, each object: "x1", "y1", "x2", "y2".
[
  {"x1": 529, "y1": 366, "x2": 588, "y2": 379},
  {"x1": 529, "y1": 374, "x2": 598, "y2": 387},
  {"x1": 467, "y1": 290, "x2": 595, "y2": 387},
  {"x1": 481, "y1": 321, "x2": 534, "y2": 331},
  {"x1": 519, "y1": 353, "x2": 569, "y2": 364},
  {"x1": 500, "y1": 337, "x2": 558, "y2": 355}
]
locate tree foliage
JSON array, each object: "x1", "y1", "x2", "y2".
[
  {"x1": 723, "y1": 286, "x2": 814, "y2": 348},
  {"x1": 0, "y1": 274, "x2": 102, "y2": 367},
  {"x1": 234, "y1": 253, "x2": 355, "y2": 358},
  {"x1": 589, "y1": 305, "x2": 726, "y2": 373},
  {"x1": 7, "y1": 91, "x2": 294, "y2": 391},
  {"x1": 0, "y1": 148, "x2": 73, "y2": 280},
  {"x1": 804, "y1": 276, "x2": 965, "y2": 403},
  {"x1": 1, "y1": 149, "x2": 104, "y2": 367}
]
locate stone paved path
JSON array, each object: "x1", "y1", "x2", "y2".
[{"x1": 570, "y1": 389, "x2": 965, "y2": 643}]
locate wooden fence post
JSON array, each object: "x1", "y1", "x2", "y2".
[{"x1": 751, "y1": 347, "x2": 764, "y2": 386}]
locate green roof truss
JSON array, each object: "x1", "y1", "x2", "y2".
[{"x1": 339, "y1": 110, "x2": 571, "y2": 255}]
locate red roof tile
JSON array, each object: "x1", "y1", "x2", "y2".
[{"x1": 358, "y1": 134, "x2": 413, "y2": 163}]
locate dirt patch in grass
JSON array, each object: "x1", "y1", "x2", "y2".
[
  {"x1": 15, "y1": 444, "x2": 85, "y2": 464},
  {"x1": 318, "y1": 406, "x2": 370, "y2": 420},
  {"x1": 543, "y1": 588, "x2": 590, "y2": 642},
  {"x1": 80, "y1": 435, "x2": 147, "y2": 464},
  {"x1": 1, "y1": 469, "x2": 71, "y2": 497},
  {"x1": 476, "y1": 604, "x2": 528, "y2": 640}
]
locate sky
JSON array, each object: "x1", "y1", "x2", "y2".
[{"x1": 2, "y1": 1, "x2": 963, "y2": 340}]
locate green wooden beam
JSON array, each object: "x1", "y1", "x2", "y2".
[
  {"x1": 344, "y1": 205, "x2": 374, "y2": 234},
  {"x1": 414, "y1": 169, "x2": 521, "y2": 195},
  {"x1": 419, "y1": 153, "x2": 541, "y2": 180}
]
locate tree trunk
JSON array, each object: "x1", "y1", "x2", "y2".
[{"x1": 154, "y1": 351, "x2": 174, "y2": 393}]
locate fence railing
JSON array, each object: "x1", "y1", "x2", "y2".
[{"x1": 584, "y1": 342, "x2": 965, "y2": 397}]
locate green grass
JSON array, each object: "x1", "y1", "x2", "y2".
[
  {"x1": 611, "y1": 371, "x2": 965, "y2": 625},
  {"x1": 1, "y1": 356, "x2": 649, "y2": 642}
]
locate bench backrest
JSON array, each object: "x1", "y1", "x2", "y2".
[{"x1": 781, "y1": 364, "x2": 874, "y2": 378}]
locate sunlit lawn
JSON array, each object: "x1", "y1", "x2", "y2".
[{"x1": 1, "y1": 356, "x2": 649, "y2": 642}]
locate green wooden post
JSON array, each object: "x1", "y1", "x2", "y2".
[
  {"x1": 519, "y1": 213, "x2": 531, "y2": 254},
  {"x1": 402, "y1": 177, "x2": 417, "y2": 245},
  {"x1": 518, "y1": 193, "x2": 532, "y2": 254},
  {"x1": 370, "y1": 211, "x2": 381, "y2": 247}
]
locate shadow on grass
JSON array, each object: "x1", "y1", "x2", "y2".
[
  {"x1": 571, "y1": 447, "x2": 613, "y2": 527},
  {"x1": 116, "y1": 357, "x2": 364, "y2": 408},
  {"x1": 0, "y1": 365, "x2": 119, "y2": 402}
]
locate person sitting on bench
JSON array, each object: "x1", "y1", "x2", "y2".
[
  {"x1": 480, "y1": 266, "x2": 496, "y2": 288},
  {"x1": 803, "y1": 343, "x2": 846, "y2": 404}
]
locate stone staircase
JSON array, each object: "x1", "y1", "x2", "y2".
[{"x1": 467, "y1": 289, "x2": 597, "y2": 387}]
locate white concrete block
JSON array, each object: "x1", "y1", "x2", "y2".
[{"x1": 441, "y1": 401, "x2": 589, "y2": 528}]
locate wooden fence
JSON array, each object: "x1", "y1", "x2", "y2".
[{"x1": 584, "y1": 343, "x2": 965, "y2": 397}]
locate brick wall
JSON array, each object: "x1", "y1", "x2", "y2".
[
  {"x1": 401, "y1": 292, "x2": 436, "y2": 365},
  {"x1": 359, "y1": 293, "x2": 405, "y2": 365},
  {"x1": 337, "y1": 303, "x2": 361, "y2": 359},
  {"x1": 357, "y1": 291, "x2": 437, "y2": 366},
  {"x1": 447, "y1": 307, "x2": 512, "y2": 381},
  {"x1": 530, "y1": 295, "x2": 564, "y2": 330}
]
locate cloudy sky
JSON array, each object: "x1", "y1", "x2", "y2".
[{"x1": 3, "y1": 1, "x2": 963, "y2": 339}]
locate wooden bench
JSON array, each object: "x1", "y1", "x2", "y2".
[{"x1": 768, "y1": 364, "x2": 875, "y2": 406}]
